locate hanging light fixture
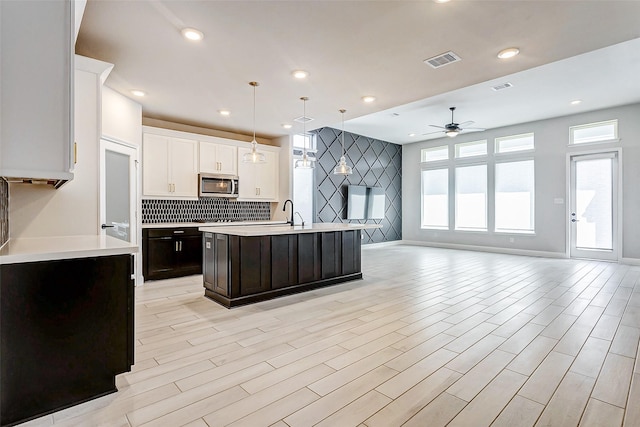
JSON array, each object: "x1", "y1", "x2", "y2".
[
  {"x1": 242, "y1": 81, "x2": 266, "y2": 163},
  {"x1": 295, "y1": 96, "x2": 314, "y2": 169},
  {"x1": 333, "y1": 109, "x2": 353, "y2": 175}
]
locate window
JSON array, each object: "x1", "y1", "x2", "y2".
[
  {"x1": 421, "y1": 145, "x2": 448, "y2": 162},
  {"x1": 455, "y1": 164, "x2": 487, "y2": 230},
  {"x1": 496, "y1": 133, "x2": 534, "y2": 154},
  {"x1": 455, "y1": 140, "x2": 487, "y2": 158},
  {"x1": 570, "y1": 120, "x2": 618, "y2": 145},
  {"x1": 495, "y1": 160, "x2": 535, "y2": 232},
  {"x1": 421, "y1": 169, "x2": 448, "y2": 228},
  {"x1": 293, "y1": 133, "x2": 317, "y2": 152}
]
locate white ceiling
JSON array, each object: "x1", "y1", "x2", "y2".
[{"x1": 76, "y1": 1, "x2": 640, "y2": 145}]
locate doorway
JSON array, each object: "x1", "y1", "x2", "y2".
[
  {"x1": 100, "y1": 138, "x2": 140, "y2": 283},
  {"x1": 569, "y1": 150, "x2": 620, "y2": 261}
]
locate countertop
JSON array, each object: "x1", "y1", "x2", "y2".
[
  {"x1": 0, "y1": 235, "x2": 138, "y2": 265},
  {"x1": 142, "y1": 220, "x2": 288, "y2": 229},
  {"x1": 199, "y1": 222, "x2": 381, "y2": 236}
]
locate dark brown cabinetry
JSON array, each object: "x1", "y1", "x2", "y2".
[
  {"x1": 0, "y1": 255, "x2": 134, "y2": 427},
  {"x1": 143, "y1": 228, "x2": 202, "y2": 280},
  {"x1": 204, "y1": 230, "x2": 362, "y2": 307}
]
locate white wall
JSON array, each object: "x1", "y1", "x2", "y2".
[
  {"x1": 103, "y1": 86, "x2": 142, "y2": 146},
  {"x1": 402, "y1": 103, "x2": 640, "y2": 261}
]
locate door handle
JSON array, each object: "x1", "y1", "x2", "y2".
[
  {"x1": 101, "y1": 224, "x2": 115, "y2": 229},
  {"x1": 571, "y1": 218, "x2": 579, "y2": 222}
]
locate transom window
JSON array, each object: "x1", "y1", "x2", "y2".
[
  {"x1": 455, "y1": 140, "x2": 487, "y2": 158},
  {"x1": 421, "y1": 145, "x2": 449, "y2": 162},
  {"x1": 570, "y1": 120, "x2": 618, "y2": 145},
  {"x1": 495, "y1": 133, "x2": 534, "y2": 154}
]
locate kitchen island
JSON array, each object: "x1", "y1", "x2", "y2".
[{"x1": 199, "y1": 223, "x2": 380, "y2": 307}]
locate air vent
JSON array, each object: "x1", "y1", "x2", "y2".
[
  {"x1": 294, "y1": 116, "x2": 314, "y2": 123},
  {"x1": 424, "y1": 51, "x2": 461, "y2": 69},
  {"x1": 491, "y1": 82, "x2": 513, "y2": 91}
]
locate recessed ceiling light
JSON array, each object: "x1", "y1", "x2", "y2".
[
  {"x1": 292, "y1": 70, "x2": 309, "y2": 79},
  {"x1": 497, "y1": 47, "x2": 520, "y2": 59},
  {"x1": 571, "y1": 100, "x2": 582, "y2": 105},
  {"x1": 131, "y1": 90, "x2": 146, "y2": 97},
  {"x1": 181, "y1": 28, "x2": 204, "y2": 41},
  {"x1": 218, "y1": 109, "x2": 231, "y2": 116},
  {"x1": 362, "y1": 95, "x2": 376, "y2": 103},
  {"x1": 434, "y1": 0, "x2": 451, "y2": 3},
  {"x1": 282, "y1": 123, "x2": 292, "y2": 129},
  {"x1": 408, "y1": 133, "x2": 416, "y2": 137}
]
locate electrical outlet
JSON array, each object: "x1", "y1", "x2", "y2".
[{"x1": 509, "y1": 237, "x2": 515, "y2": 243}]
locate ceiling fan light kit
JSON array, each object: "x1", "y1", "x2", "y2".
[{"x1": 423, "y1": 106, "x2": 486, "y2": 138}]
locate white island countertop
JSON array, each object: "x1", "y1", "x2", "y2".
[
  {"x1": 199, "y1": 222, "x2": 381, "y2": 237},
  {"x1": 0, "y1": 235, "x2": 138, "y2": 265},
  {"x1": 142, "y1": 220, "x2": 288, "y2": 229}
]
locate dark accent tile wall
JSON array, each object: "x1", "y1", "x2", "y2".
[
  {"x1": 314, "y1": 127, "x2": 402, "y2": 244},
  {"x1": 142, "y1": 198, "x2": 271, "y2": 223},
  {"x1": 0, "y1": 178, "x2": 8, "y2": 246}
]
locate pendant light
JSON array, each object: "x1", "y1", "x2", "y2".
[
  {"x1": 295, "y1": 96, "x2": 314, "y2": 169},
  {"x1": 333, "y1": 109, "x2": 353, "y2": 175},
  {"x1": 242, "y1": 81, "x2": 266, "y2": 163}
]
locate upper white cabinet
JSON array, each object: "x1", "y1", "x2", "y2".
[
  {"x1": 0, "y1": 0, "x2": 74, "y2": 185},
  {"x1": 199, "y1": 138, "x2": 237, "y2": 176},
  {"x1": 237, "y1": 147, "x2": 279, "y2": 201},
  {"x1": 143, "y1": 134, "x2": 198, "y2": 199}
]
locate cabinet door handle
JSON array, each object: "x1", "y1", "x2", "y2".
[
  {"x1": 179, "y1": 241, "x2": 183, "y2": 251},
  {"x1": 175, "y1": 241, "x2": 179, "y2": 251}
]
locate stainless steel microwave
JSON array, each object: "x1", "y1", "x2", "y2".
[{"x1": 198, "y1": 174, "x2": 239, "y2": 198}]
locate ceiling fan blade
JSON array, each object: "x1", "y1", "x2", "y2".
[
  {"x1": 461, "y1": 127, "x2": 486, "y2": 133},
  {"x1": 458, "y1": 120, "x2": 475, "y2": 127},
  {"x1": 428, "y1": 124, "x2": 446, "y2": 129},
  {"x1": 422, "y1": 130, "x2": 445, "y2": 135}
]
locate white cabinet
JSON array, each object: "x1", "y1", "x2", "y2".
[
  {"x1": 0, "y1": 0, "x2": 74, "y2": 185},
  {"x1": 237, "y1": 147, "x2": 279, "y2": 201},
  {"x1": 143, "y1": 134, "x2": 198, "y2": 198},
  {"x1": 199, "y1": 139, "x2": 237, "y2": 176}
]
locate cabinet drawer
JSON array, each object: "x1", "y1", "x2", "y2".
[{"x1": 145, "y1": 227, "x2": 200, "y2": 238}]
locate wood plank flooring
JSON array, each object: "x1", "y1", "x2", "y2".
[{"x1": 19, "y1": 245, "x2": 640, "y2": 427}]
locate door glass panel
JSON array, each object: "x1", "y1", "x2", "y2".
[
  {"x1": 105, "y1": 150, "x2": 131, "y2": 242},
  {"x1": 575, "y1": 158, "x2": 612, "y2": 250}
]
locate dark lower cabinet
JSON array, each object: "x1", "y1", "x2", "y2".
[
  {"x1": 204, "y1": 230, "x2": 362, "y2": 308},
  {"x1": 143, "y1": 228, "x2": 202, "y2": 280},
  {"x1": 203, "y1": 232, "x2": 230, "y2": 297},
  {"x1": 0, "y1": 254, "x2": 134, "y2": 427}
]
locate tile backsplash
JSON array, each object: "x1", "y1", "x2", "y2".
[
  {"x1": 1, "y1": 178, "x2": 8, "y2": 246},
  {"x1": 142, "y1": 198, "x2": 271, "y2": 223}
]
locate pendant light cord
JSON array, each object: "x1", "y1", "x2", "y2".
[
  {"x1": 340, "y1": 109, "x2": 346, "y2": 156},
  {"x1": 251, "y1": 82, "x2": 258, "y2": 143}
]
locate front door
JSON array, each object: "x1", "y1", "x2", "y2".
[{"x1": 569, "y1": 151, "x2": 619, "y2": 261}]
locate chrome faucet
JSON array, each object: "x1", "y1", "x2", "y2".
[
  {"x1": 295, "y1": 211, "x2": 305, "y2": 226},
  {"x1": 283, "y1": 199, "x2": 294, "y2": 225}
]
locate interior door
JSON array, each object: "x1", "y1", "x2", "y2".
[
  {"x1": 569, "y1": 151, "x2": 619, "y2": 261},
  {"x1": 100, "y1": 139, "x2": 138, "y2": 243}
]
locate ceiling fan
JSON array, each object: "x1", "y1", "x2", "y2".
[{"x1": 423, "y1": 107, "x2": 485, "y2": 137}]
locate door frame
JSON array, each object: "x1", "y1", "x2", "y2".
[
  {"x1": 100, "y1": 137, "x2": 142, "y2": 284},
  {"x1": 565, "y1": 147, "x2": 622, "y2": 261}
]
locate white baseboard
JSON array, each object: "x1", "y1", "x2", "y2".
[
  {"x1": 401, "y1": 240, "x2": 567, "y2": 259},
  {"x1": 362, "y1": 240, "x2": 403, "y2": 250},
  {"x1": 621, "y1": 257, "x2": 640, "y2": 266}
]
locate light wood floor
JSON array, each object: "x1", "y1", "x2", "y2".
[{"x1": 21, "y1": 245, "x2": 640, "y2": 427}]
